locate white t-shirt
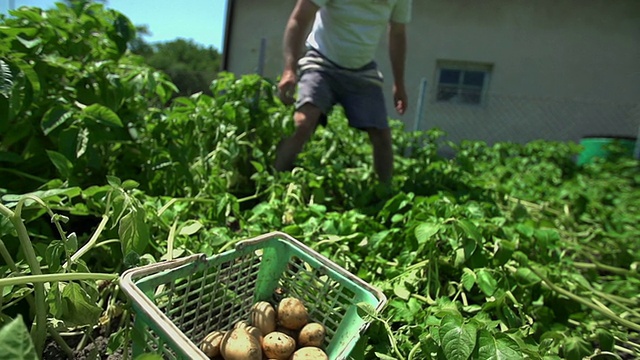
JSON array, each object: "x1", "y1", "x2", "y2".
[{"x1": 307, "y1": 0, "x2": 412, "y2": 69}]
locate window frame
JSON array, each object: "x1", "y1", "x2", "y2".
[{"x1": 434, "y1": 60, "x2": 493, "y2": 106}]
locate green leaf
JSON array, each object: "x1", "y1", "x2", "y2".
[
  {"x1": 118, "y1": 208, "x2": 150, "y2": 256},
  {"x1": 83, "y1": 103, "x2": 123, "y2": 127},
  {"x1": 107, "y1": 175, "x2": 122, "y2": 187},
  {"x1": 178, "y1": 220, "x2": 203, "y2": 236},
  {"x1": 60, "y1": 283, "x2": 103, "y2": 327},
  {"x1": 122, "y1": 180, "x2": 140, "y2": 190},
  {"x1": 461, "y1": 268, "x2": 476, "y2": 292},
  {"x1": 514, "y1": 267, "x2": 541, "y2": 287},
  {"x1": 476, "y1": 269, "x2": 498, "y2": 297},
  {"x1": 440, "y1": 314, "x2": 477, "y2": 360},
  {"x1": 0, "y1": 315, "x2": 38, "y2": 360},
  {"x1": 562, "y1": 336, "x2": 592, "y2": 360},
  {"x1": 42, "y1": 106, "x2": 74, "y2": 136},
  {"x1": 393, "y1": 282, "x2": 411, "y2": 300},
  {"x1": 595, "y1": 328, "x2": 615, "y2": 352},
  {"x1": 16, "y1": 36, "x2": 42, "y2": 49},
  {"x1": 0, "y1": 26, "x2": 38, "y2": 38},
  {"x1": 46, "y1": 150, "x2": 74, "y2": 179},
  {"x1": 356, "y1": 302, "x2": 377, "y2": 321},
  {"x1": 415, "y1": 222, "x2": 440, "y2": 245},
  {"x1": 45, "y1": 241, "x2": 65, "y2": 273},
  {"x1": 0, "y1": 59, "x2": 12, "y2": 99},
  {"x1": 455, "y1": 238, "x2": 478, "y2": 268},
  {"x1": 13, "y1": 58, "x2": 40, "y2": 102},
  {"x1": 374, "y1": 353, "x2": 397, "y2": 360},
  {"x1": 477, "y1": 330, "x2": 524, "y2": 360},
  {"x1": 1, "y1": 187, "x2": 81, "y2": 208},
  {"x1": 456, "y1": 219, "x2": 482, "y2": 242}
]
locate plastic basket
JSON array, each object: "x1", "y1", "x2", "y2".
[{"x1": 119, "y1": 231, "x2": 387, "y2": 360}]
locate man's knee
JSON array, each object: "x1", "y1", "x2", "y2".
[
  {"x1": 367, "y1": 127, "x2": 392, "y2": 147},
  {"x1": 293, "y1": 103, "x2": 322, "y2": 137}
]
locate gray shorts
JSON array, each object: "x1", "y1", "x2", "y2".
[{"x1": 295, "y1": 50, "x2": 389, "y2": 130}]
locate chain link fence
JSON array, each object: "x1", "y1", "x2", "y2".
[{"x1": 415, "y1": 88, "x2": 640, "y2": 148}]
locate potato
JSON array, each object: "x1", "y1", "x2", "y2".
[
  {"x1": 297, "y1": 323, "x2": 325, "y2": 348},
  {"x1": 232, "y1": 321, "x2": 262, "y2": 341},
  {"x1": 261, "y1": 331, "x2": 296, "y2": 360},
  {"x1": 290, "y1": 347, "x2": 329, "y2": 360},
  {"x1": 251, "y1": 301, "x2": 277, "y2": 335},
  {"x1": 199, "y1": 330, "x2": 225, "y2": 358},
  {"x1": 234, "y1": 320, "x2": 250, "y2": 329},
  {"x1": 277, "y1": 297, "x2": 308, "y2": 330},
  {"x1": 219, "y1": 328, "x2": 262, "y2": 360},
  {"x1": 275, "y1": 325, "x2": 299, "y2": 339}
]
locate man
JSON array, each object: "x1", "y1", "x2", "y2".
[{"x1": 275, "y1": 0, "x2": 412, "y2": 185}]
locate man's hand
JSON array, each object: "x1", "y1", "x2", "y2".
[
  {"x1": 279, "y1": 0, "x2": 319, "y2": 106},
  {"x1": 278, "y1": 70, "x2": 297, "y2": 106},
  {"x1": 388, "y1": 21, "x2": 407, "y2": 115},
  {"x1": 393, "y1": 83, "x2": 408, "y2": 115}
]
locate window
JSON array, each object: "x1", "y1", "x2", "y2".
[{"x1": 435, "y1": 61, "x2": 493, "y2": 105}]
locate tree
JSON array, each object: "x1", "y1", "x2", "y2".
[{"x1": 132, "y1": 37, "x2": 222, "y2": 98}]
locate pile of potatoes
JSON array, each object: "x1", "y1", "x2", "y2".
[{"x1": 199, "y1": 297, "x2": 328, "y2": 360}]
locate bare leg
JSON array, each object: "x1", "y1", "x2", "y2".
[
  {"x1": 275, "y1": 103, "x2": 322, "y2": 172},
  {"x1": 367, "y1": 127, "x2": 394, "y2": 185}
]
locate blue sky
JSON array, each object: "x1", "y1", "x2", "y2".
[{"x1": 0, "y1": 0, "x2": 228, "y2": 50}]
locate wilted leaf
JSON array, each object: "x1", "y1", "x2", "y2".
[{"x1": 60, "y1": 283, "x2": 103, "y2": 327}]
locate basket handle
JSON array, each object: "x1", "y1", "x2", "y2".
[{"x1": 120, "y1": 253, "x2": 206, "y2": 282}]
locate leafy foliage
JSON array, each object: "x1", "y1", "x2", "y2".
[
  {"x1": 0, "y1": 3, "x2": 639, "y2": 360},
  {"x1": 132, "y1": 37, "x2": 222, "y2": 98}
]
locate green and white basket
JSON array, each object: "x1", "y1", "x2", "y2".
[{"x1": 120, "y1": 231, "x2": 387, "y2": 360}]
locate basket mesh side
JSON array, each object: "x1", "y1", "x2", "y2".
[
  {"x1": 131, "y1": 237, "x2": 381, "y2": 359},
  {"x1": 270, "y1": 256, "x2": 358, "y2": 350}
]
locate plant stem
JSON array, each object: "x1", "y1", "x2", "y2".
[
  {"x1": 0, "y1": 238, "x2": 18, "y2": 272},
  {"x1": 0, "y1": 168, "x2": 48, "y2": 183},
  {"x1": 574, "y1": 261, "x2": 639, "y2": 279},
  {"x1": 0, "y1": 202, "x2": 48, "y2": 354},
  {"x1": 528, "y1": 265, "x2": 640, "y2": 332},
  {"x1": 0, "y1": 273, "x2": 118, "y2": 287},
  {"x1": 62, "y1": 214, "x2": 109, "y2": 269},
  {"x1": 382, "y1": 318, "x2": 406, "y2": 360},
  {"x1": 166, "y1": 219, "x2": 178, "y2": 261},
  {"x1": 48, "y1": 326, "x2": 74, "y2": 359}
]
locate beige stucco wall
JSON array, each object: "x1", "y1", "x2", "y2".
[{"x1": 224, "y1": 0, "x2": 640, "y2": 145}]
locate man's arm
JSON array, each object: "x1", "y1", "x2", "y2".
[
  {"x1": 388, "y1": 21, "x2": 408, "y2": 115},
  {"x1": 279, "y1": 0, "x2": 319, "y2": 104}
]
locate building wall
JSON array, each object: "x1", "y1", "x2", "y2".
[{"x1": 224, "y1": 0, "x2": 640, "y2": 145}]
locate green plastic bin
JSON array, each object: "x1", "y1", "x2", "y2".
[
  {"x1": 120, "y1": 231, "x2": 387, "y2": 360},
  {"x1": 577, "y1": 136, "x2": 637, "y2": 166}
]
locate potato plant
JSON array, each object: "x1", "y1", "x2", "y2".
[{"x1": 1, "y1": 2, "x2": 639, "y2": 360}]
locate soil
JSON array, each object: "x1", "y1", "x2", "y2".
[
  {"x1": 42, "y1": 316, "x2": 127, "y2": 360},
  {"x1": 43, "y1": 335, "x2": 125, "y2": 360}
]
